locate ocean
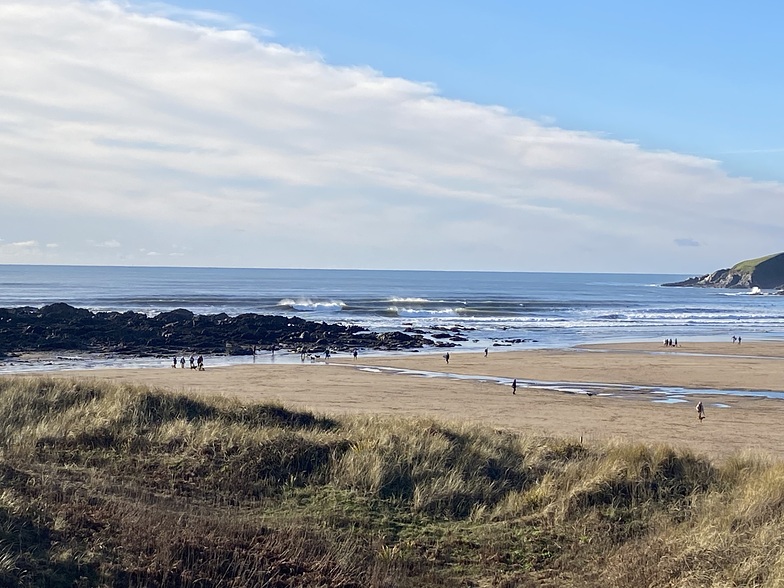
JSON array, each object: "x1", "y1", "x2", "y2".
[{"x1": 2, "y1": 264, "x2": 783, "y2": 372}]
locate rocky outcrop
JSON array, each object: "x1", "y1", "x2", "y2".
[
  {"x1": 663, "y1": 253, "x2": 784, "y2": 289},
  {"x1": 0, "y1": 304, "x2": 428, "y2": 357}
]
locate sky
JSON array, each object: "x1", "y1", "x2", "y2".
[{"x1": 1, "y1": 1, "x2": 783, "y2": 273}]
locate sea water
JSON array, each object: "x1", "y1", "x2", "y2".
[{"x1": 2, "y1": 265, "x2": 784, "y2": 372}]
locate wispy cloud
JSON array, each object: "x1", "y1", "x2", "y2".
[
  {"x1": 130, "y1": 1, "x2": 274, "y2": 36},
  {"x1": 0, "y1": 1, "x2": 782, "y2": 271},
  {"x1": 8, "y1": 240, "x2": 39, "y2": 249},
  {"x1": 0, "y1": 240, "x2": 41, "y2": 257},
  {"x1": 89, "y1": 240, "x2": 122, "y2": 248},
  {"x1": 675, "y1": 238, "x2": 700, "y2": 247}
]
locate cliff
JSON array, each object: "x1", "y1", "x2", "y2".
[{"x1": 663, "y1": 252, "x2": 784, "y2": 289}]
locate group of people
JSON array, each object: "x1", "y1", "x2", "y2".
[
  {"x1": 732, "y1": 335, "x2": 742, "y2": 344},
  {"x1": 663, "y1": 338, "x2": 678, "y2": 347},
  {"x1": 295, "y1": 347, "x2": 360, "y2": 362},
  {"x1": 172, "y1": 354, "x2": 204, "y2": 371}
]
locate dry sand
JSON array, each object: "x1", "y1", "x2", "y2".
[{"x1": 33, "y1": 340, "x2": 784, "y2": 461}]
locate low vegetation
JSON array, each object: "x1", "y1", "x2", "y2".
[
  {"x1": 0, "y1": 376, "x2": 783, "y2": 586},
  {"x1": 731, "y1": 253, "x2": 779, "y2": 273}
]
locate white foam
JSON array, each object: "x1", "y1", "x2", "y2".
[
  {"x1": 387, "y1": 297, "x2": 430, "y2": 303},
  {"x1": 278, "y1": 298, "x2": 346, "y2": 312},
  {"x1": 389, "y1": 306, "x2": 459, "y2": 318}
]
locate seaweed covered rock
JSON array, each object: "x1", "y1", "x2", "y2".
[{"x1": 0, "y1": 304, "x2": 427, "y2": 356}]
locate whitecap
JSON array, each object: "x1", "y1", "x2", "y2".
[
  {"x1": 387, "y1": 297, "x2": 431, "y2": 303},
  {"x1": 278, "y1": 298, "x2": 346, "y2": 312},
  {"x1": 388, "y1": 306, "x2": 459, "y2": 318}
]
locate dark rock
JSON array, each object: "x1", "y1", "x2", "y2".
[{"x1": 0, "y1": 304, "x2": 427, "y2": 356}]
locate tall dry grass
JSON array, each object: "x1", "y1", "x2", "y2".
[{"x1": 0, "y1": 376, "x2": 784, "y2": 586}]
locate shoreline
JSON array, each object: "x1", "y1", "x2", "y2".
[{"x1": 7, "y1": 339, "x2": 784, "y2": 460}]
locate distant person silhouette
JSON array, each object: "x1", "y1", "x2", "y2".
[
  {"x1": 696, "y1": 401, "x2": 705, "y2": 421},
  {"x1": 444, "y1": 352, "x2": 450, "y2": 364},
  {"x1": 512, "y1": 379, "x2": 517, "y2": 395}
]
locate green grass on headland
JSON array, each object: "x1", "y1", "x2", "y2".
[
  {"x1": 731, "y1": 252, "x2": 780, "y2": 272},
  {"x1": 0, "y1": 377, "x2": 783, "y2": 587}
]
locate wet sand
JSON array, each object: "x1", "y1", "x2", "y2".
[{"x1": 29, "y1": 340, "x2": 784, "y2": 461}]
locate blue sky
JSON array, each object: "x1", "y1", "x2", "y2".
[{"x1": 0, "y1": 1, "x2": 782, "y2": 272}]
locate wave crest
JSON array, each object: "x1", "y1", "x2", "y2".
[
  {"x1": 278, "y1": 298, "x2": 346, "y2": 312},
  {"x1": 388, "y1": 306, "x2": 460, "y2": 318},
  {"x1": 387, "y1": 297, "x2": 431, "y2": 303}
]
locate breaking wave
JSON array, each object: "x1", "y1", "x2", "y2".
[{"x1": 278, "y1": 298, "x2": 346, "y2": 312}]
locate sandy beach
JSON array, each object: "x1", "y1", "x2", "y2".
[{"x1": 32, "y1": 340, "x2": 784, "y2": 461}]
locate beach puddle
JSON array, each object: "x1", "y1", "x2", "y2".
[{"x1": 341, "y1": 363, "x2": 784, "y2": 406}]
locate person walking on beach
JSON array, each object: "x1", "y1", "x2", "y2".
[
  {"x1": 172, "y1": 357, "x2": 177, "y2": 368},
  {"x1": 189, "y1": 354, "x2": 195, "y2": 369},
  {"x1": 512, "y1": 378, "x2": 517, "y2": 395},
  {"x1": 484, "y1": 348, "x2": 488, "y2": 357},
  {"x1": 197, "y1": 355, "x2": 204, "y2": 371},
  {"x1": 180, "y1": 357, "x2": 185, "y2": 369},
  {"x1": 444, "y1": 352, "x2": 450, "y2": 364},
  {"x1": 696, "y1": 401, "x2": 705, "y2": 421},
  {"x1": 353, "y1": 349, "x2": 358, "y2": 360}
]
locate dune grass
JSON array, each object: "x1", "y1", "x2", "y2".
[{"x1": 0, "y1": 376, "x2": 783, "y2": 586}]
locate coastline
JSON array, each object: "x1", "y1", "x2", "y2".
[{"x1": 15, "y1": 339, "x2": 784, "y2": 461}]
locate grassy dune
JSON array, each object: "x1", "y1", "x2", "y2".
[{"x1": 0, "y1": 378, "x2": 782, "y2": 586}]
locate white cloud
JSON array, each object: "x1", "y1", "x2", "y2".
[
  {"x1": 0, "y1": 240, "x2": 50, "y2": 261},
  {"x1": 89, "y1": 239, "x2": 122, "y2": 248},
  {"x1": 132, "y1": 1, "x2": 274, "y2": 36},
  {"x1": 0, "y1": 1, "x2": 782, "y2": 271},
  {"x1": 8, "y1": 240, "x2": 39, "y2": 249}
]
